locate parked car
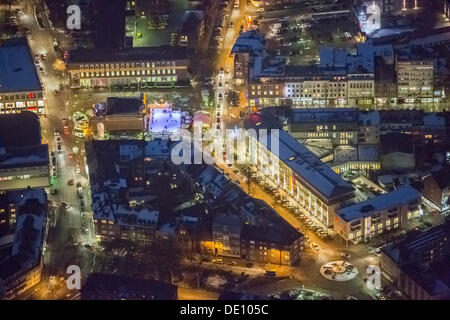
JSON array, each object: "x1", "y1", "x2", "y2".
[{"x1": 264, "y1": 270, "x2": 276, "y2": 277}]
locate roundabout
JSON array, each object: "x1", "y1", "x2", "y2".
[{"x1": 320, "y1": 260, "x2": 358, "y2": 282}]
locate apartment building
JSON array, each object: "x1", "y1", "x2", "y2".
[
  {"x1": 335, "y1": 185, "x2": 422, "y2": 244},
  {"x1": 0, "y1": 112, "x2": 50, "y2": 192},
  {"x1": 284, "y1": 66, "x2": 349, "y2": 108},
  {"x1": 0, "y1": 189, "x2": 47, "y2": 299},
  {"x1": 248, "y1": 80, "x2": 285, "y2": 107},
  {"x1": 86, "y1": 139, "x2": 173, "y2": 242},
  {"x1": 0, "y1": 38, "x2": 45, "y2": 115},
  {"x1": 380, "y1": 220, "x2": 450, "y2": 299},
  {"x1": 396, "y1": 54, "x2": 434, "y2": 108},
  {"x1": 374, "y1": 56, "x2": 397, "y2": 108},
  {"x1": 212, "y1": 213, "x2": 242, "y2": 258},
  {"x1": 67, "y1": 46, "x2": 189, "y2": 88},
  {"x1": 244, "y1": 113, "x2": 355, "y2": 228},
  {"x1": 421, "y1": 167, "x2": 450, "y2": 213},
  {"x1": 187, "y1": 164, "x2": 304, "y2": 266},
  {"x1": 287, "y1": 108, "x2": 359, "y2": 147},
  {"x1": 358, "y1": 110, "x2": 381, "y2": 144},
  {"x1": 240, "y1": 221, "x2": 303, "y2": 266},
  {"x1": 347, "y1": 73, "x2": 375, "y2": 107}
]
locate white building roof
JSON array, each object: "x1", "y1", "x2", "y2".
[
  {"x1": 337, "y1": 185, "x2": 421, "y2": 222},
  {"x1": 245, "y1": 114, "x2": 354, "y2": 202}
]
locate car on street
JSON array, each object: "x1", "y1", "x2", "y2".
[
  {"x1": 264, "y1": 270, "x2": 276, "y2": 277},
  {"x1": 244, "y1": 262, "x2": 253, "y2": 268},
  {"x1": 41, "y1": 54, "x2": 47, "y2": 60},
  {"x1": 213, "y1": 258, "x2": 224, "y2": 264},
  {"x1": 57, "y1": 144, "x2": 62, "y2": 153},
  {"x1": 68, "y1": 179, "x2": 75, "y2": 185},
  {"x1": 341, "y1": 253, "x2": 351, "y2": 259},
  {"x1": 61, "y1": 202, "x2": 70, "y2": 209},
  {"x1": 75, "y1": 164, "x2": 81, "y2": 174},
  {"x1": 53, "y1": 90, "x2": 59, "y2": 96}
]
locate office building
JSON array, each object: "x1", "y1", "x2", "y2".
[
  {"x1": 67, "y1": 46, "x2": 189, "y2": 88},
  {"x1": 381, "y1": 220, "x2": 450, "y2": 299},
  {"x1": 335, "y1": 185, "x2": 422, "y2": 244},
  {"x1": 0, "y1": 38, "x2": 45, "y2": 114},
  {"x1": 0, "y1": 112, "x2": 50, "y2": 191},
  {"x1": 244, "y1": 113, "x2": 355, "y2": 228}
]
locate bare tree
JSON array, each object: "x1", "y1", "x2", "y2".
[{"x1": 187, "y1": 251, "x2": 208, "y2": 288}]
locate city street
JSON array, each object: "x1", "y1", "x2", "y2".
[{"x1": 11, "y1": 0, "x2": 96, "y2": 299}]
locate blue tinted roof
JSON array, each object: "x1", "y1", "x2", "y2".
[{"x1": 0, "y1": 38, "x2": 41, "y2": 93}]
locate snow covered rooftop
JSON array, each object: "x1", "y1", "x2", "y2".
[{"x1": 245, "y1": 113, "x2": 354, "y2": 202}]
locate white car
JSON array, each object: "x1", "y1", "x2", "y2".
[
  {"x1": 75, "y1": 164, "x2": 80, "y2": 174},
  {"x1": 257, "y1": 8, "x2": 265, "y2": 12}
]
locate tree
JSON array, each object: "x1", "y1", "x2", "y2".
[
  {"x1": 52, "y1": 59, "x2": 67, "y2": 72},
  {"x1": 187, "y1": 251, "x2": 208, "y2": 288},
  {"x1": 143, "y1": 236, "x2": 182, "y2": 284}
]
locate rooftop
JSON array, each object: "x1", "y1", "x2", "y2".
[
  {"x1": 285, "y1": 65, "x2": 347, "y2": 78},
  {"x1": 241, "y1": 219, "x2": 303, "y2": 246},
  {"x1": 0, "y1": 38, "x2": 41, "y2": 93},
  {"x1": 106, "y1": 97, "x2": 144, "y2": 115},
  {"x1": 245, "y1": 113, "x2": 354, "y2": 202},
  {"x1": 337, "y1": 185, "x2": 421, "y2": 222},
  {"x1": 380, "y1": 132, "x2": 414, "y2": 155},
  {"x1": 291, "y1": 108, "x2": 359, "y2": 124},
  {"x1": 68, "y1": 45, "x2": 188, "y2": 64},
  {"x1": 0, "y1": 111, "x2": 41, "y2": 147},
  {"x1": 332, "y1": 145, "x2": 379, "y2": 166},
  {"x1": 401, "y1": 259, "x2": 450, "y2": 298}
]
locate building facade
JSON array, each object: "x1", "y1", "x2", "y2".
[
  {"x1": 396, "y1": 57, "x2": 434, "y2": 108},
  {"x1": 245, "y1": 113, "x2": 355, "y2": 228},
  {"x1": 0, "y1": 38, "x2": 45, "y2": 114},
  {"x1": 380, "y1": 221, "x2": 450, "y2": 299},
  {"x1": 67, "y1": 46, "x2": 189, "y2": 88},
  {"x1": 335, "y1": 185, "x2": 422, "y2": 244}
]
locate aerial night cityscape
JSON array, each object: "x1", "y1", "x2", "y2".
[{"x1": 0, "y1": 0, "x2": 450, "y2": 310}]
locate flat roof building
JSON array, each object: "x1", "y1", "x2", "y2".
[
  {"x1": 245, "y1": 112, "x2": 355, "y2": 228},
  {"x1": 0, "y1": 38, "x2": 45, "y2": 114},
  {"x1": 335, "y1": 185, "x2": 422, "y2": 243},
  {"x1": 0, "y1": 112, "x2": 49, "y2": 191},
  {"x1": 381, "y1": 220, "x2": 450, "y2": 299},
  {"x1": 67, "y1": 46, "x2": 189, "y2": 88}
]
